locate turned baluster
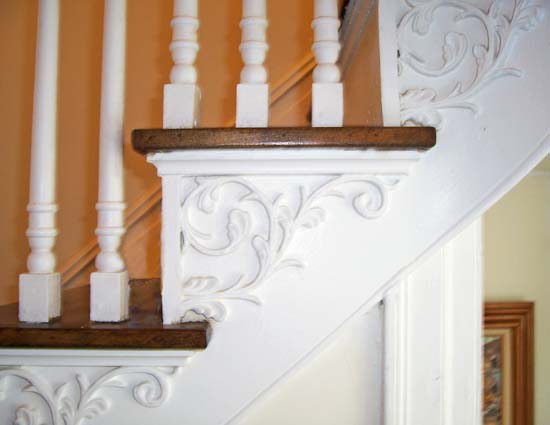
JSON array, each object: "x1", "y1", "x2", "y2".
[
  {"x1": 311, "y1": 0, "x2": 343, "y2": 127},
  {"x1": 19, "y1": 0, "x2": 61, "y2": 323},
  {"x1": 90, "y1": 0, "x2": 129, "y2": 322},
  {"x1": 164, "y1": 0, "x2": 200, "y2": 129},
  {"x1": 236, "y1": 0, "x2": 269, "y2": 127}
]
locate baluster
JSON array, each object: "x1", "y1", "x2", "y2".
[
  {"x1": 19, "y1": 0, "x2": 61, "y2": 323},
  {"x1": 236, "y1": 0, "x2": 269, "y2": 127},
  {"x1": 90, "y1": 0, "x2": 129, "y2": 322},
  {"x1": 311, "y1": 0, "x2": 343, "y2": 127},
  {"x1": 164, "y1": 0, "x2": 200, "y2": 128}
]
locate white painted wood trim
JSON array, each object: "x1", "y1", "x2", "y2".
[
  {"x1": 91, "y1": 0, "x2": 129, "y2": 322},
  {"x1": 164, "y1": 0, "x2": 201, "y2": 128},
  {"x1": 148, "y1": 149, "x2": 422, "y2": 176},
  {"x1": 0, "y1": 349, "x2": 197, "y2": 367},
  {"x1": 383, "y1": 220, "x2": 483, "y2": 425},
  {"x1": 19, "y1": 0, "x2": 61, "y2": 323},
  {"x1": 236, "y1": 0, "x2": 269, "y2": 128},
  {"x1": 312, "y1": 0, "x2": 343, "y2": 126},
  {"x1": 384, "y1": 279, "x2": 408, "y2": 425}
]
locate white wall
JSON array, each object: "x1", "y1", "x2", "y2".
[
  {"x1": 483, "y1": 166, "x2": 550, "y2": 425},
  {"x1": 239, "y1": 305, "x2": 384, "y2": 425}
]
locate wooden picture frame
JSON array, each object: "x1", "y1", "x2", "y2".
[{"x1": 483, "y1": 302, "x2": 534, "y2": 425}]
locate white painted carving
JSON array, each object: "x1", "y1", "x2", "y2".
[
  {"x1": 178, "y1": 175, "x2": 397, "y2": 322},
  {"x1": 398, "y1": 0, "x2": 544, "y2": 127},
  {"x1": 14, "y1": 406, "x2": 43, "y2": 425},
  {"x1": 0, "y1": 367, "x2": 180, "y2": 425}
]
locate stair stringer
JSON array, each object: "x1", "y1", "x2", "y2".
[{"x1": 142, "y1": 1, "x2": 550, "y2": 424}]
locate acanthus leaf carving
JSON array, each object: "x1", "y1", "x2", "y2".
[
  {"x1": 14, "y1": 406, "x2": 45, "y2": 425},
  {"x1": 0, "y1": 366, "x2": 181, "y2": 425},
  {"x1": 398, "y1": 0, "x2": 544, "y2": 128},
  {"x1": 178, "y1": 175, "x2": 395, "y2": 322}
]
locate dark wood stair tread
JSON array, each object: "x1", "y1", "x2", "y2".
[
  {"x1": 0, "y1": 279, "x2": 208, "y2": 350},
  {"x1": 132, "y1": 126, "x2": 436, "y2": 154}
]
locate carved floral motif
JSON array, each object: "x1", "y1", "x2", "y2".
[
  {"x1": 178, "y1": 175, "x2": 396, "y2": 321},
  {"x1": 398, "y1": 0, "x2": 544, "y2": 127},
  {"x1": 0, "y1": 367, "x2": 179, "y2": 425}
]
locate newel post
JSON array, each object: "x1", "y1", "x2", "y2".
[
  {"x1": 90, "y1": 0, "x2": 129, "y2": 322},
  {"x1": 311, "y1": 0, "x2": 343, "y2": 127},
  {"x1": 164, "y1": 0, "x2": 201, "y2": 129},
  {"x1": 236, "y1": 0, "x2": 269, "y2": 127},
  {"x1": 19, "y1": 0, "x2": 61, "y2": 323}
]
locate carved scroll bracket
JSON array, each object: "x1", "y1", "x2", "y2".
[
  {"x1": 176, "y1": 174, "x2": 403, "y2": 322},
  {"x1": 398, "y1": 0, "x2": 544, "y2": 128},
  {"x1": 0, "y1": 366, "x2": 181, "y2": 425}
]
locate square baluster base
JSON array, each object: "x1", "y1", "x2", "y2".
[
  {"x1": 236, "y1": 83, "x2": 269, "y2": 128},
  {"x1": 163, "y1": 84, "x2": 201, "y2": 129},
  {"x1": 312, "y1": 82, "x2": 343, "y2": 127},
  {"x1": 19, "y1": 273, "x2": 61, "y2": 323},
  {"x1": 90, "y1": 271, "x2": 129, "y2": 322}
]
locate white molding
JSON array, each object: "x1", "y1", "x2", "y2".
[
  {"x1": 398, "y1": 0, "x2": 544, "y2": 128},
  {"x1": 0, "y1": 366, "x2": 180, "y2": 425},
  {"x1": 383, "y1": 279, "x2": 408, "y2": 425},
  {"x1": 148, "y1": 149, "x2": 422, "y2": 176},
  {"x1": 149, "y1": 149, "x2": 425, "y2": 324},
  {"x1": 383, "y1": 220, "x2": 482, "y2": 425},
  {"x1": 176, "y1": 174, "x2": 397, "y2": 322},
  {"x1": 0, "y1": 349, "x2": 196, "y2": 367}
]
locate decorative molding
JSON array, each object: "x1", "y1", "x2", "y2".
[
  {"x1": 0, "y1": 349, "x2": 195, "y2": 367},
  {"x1": 398, "y1": 0, "x2": 544, "y2": 127},
  {"x1": 177, "y1": 174, "x2": 399, "y2": 322},
  {"x1": 383, "y1": 220, "x2": 482, "y2": 424},
  {"x1": 0, "y1": 366, "x2": 180, "y2": 425}
]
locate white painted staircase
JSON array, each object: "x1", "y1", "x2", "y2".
[{"x1": 1, "y1": 0, "x2": 549, "y2": 424}]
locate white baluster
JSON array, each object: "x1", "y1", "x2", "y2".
[
  {"x1": 90, "y1": 0, "x2": 129, "y2": 322},
  {"x1": 236, "y1": 0, "x2": 269, "y2": 127},
  {"x1": 163, "y1": 0, "x2": 200, "y2": 129},
  {"x1": 311, "y1": 0, "x2": 343, "y2": 127},
  {"x1": 19, "y1": 0, "x2": 61, "y2": 323}
]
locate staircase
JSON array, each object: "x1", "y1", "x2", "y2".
[{"x1": 1, "y1": 0, "x2": 549, "y2": 424}]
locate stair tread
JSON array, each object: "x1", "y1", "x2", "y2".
[
  {"x1": 0, "y1": 279, "x2": 209, "y2": 350},
  {"x1": 132, "y1": 126, "x2": 436, "y2": 154}
]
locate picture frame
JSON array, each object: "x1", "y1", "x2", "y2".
[{"x1": 483, "y1": 302, "x2": 534, "y2": 425}]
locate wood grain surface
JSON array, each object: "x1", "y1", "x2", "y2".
[
  {"x1": 0, "y1": 279, "x2": 208, "y2": 349},
  {"x1": 132, "y1": 126, "x2": 436, "y2": 154}
]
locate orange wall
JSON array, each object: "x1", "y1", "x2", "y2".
[{"x1": 0, "y1": 0, "x2": 380, "y2": 305}]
